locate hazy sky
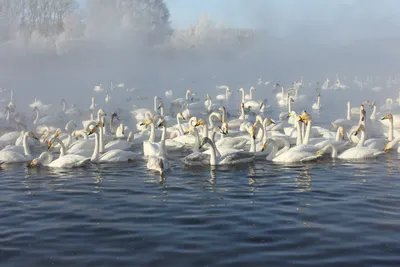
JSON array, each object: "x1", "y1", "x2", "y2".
[{"x1": 77, "y1": 0, "x2": 400, "y2": 41}]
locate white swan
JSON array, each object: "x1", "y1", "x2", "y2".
[
  {"x1": 245, "y1": 86, "x2": 256, "y2": 100},
  {"x1": 0, "y1": 131, "x2": 38, "y2": 163},
  {"x1": 318, "y1": 124, "x2": 384, "y2": 160},
  {"x1": 183, "y1": 136, "x2": 254, "y2": 166},
  {"x1": 332, "y1": 101, "x2": 353, "y2": 129},
  {"x1": 88, "y1": 125, "x2": 140, "y2": 163},
  {"x1": 34, "y1": 136, "x2": 90, "y2": 168},
  {"x1": 312, "y1": 93, "x2": 321, "y2": 110},
  {"x1": 147, "y1": 125, "x2": 169, "y2": 175}
]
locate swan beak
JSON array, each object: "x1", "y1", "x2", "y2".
[
  {"x1": 316, "y1": 150, "x2": 324, "y2": 156},
  {"x1": 180, "y1": 113, "x2": 186, "y2": 120},
  {"x1": 270, "y1": 119, "x2": 276, "y2": 124},
  {"x1": 158, "y1": 103, "x2": 162, "y2": 110},
  {"x1": 261, "y1": 143, "x2": 267, "y2": 152},
  {"x1": 184, "y1": 129, "x2": 190, "y2": 135},
  {"x1": 384, "y1": 145, "x2": 390, "y2": 152},
  {"x1": 28, "y1": 160, "x2": 36, "y2": 167},
  {"x1": 47, "y1": 141, "x2": 52, "y2": 150},
  {"x1": 140, "y1": 120, "x2": 148, "y2": 126},
  {"x1": 195, "y1": 121, "x2": 201, "y2": 127},
  {"x1": 291, "y1": 98, "x2": 295, "y2": 102}
]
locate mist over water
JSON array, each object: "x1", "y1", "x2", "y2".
[{"x1": 0, "y1": 0, "x2": 399, "y2": 115}]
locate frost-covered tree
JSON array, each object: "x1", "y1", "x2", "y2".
[
  {"x1": 0, "y1": 0, "x2": 78, "y2": 41},
  {"x1": 85, "y1": 0, "x2": 171, "y2": 44}
]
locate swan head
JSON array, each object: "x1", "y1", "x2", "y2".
[
  {"x1": 250, "y1": 86, "x2": 256, "y2": 91},
  {"x1": 317, "y1": 93, "x2": 320, "y2": 97},
  {"x1": 261, "y1": 140, "x2": 269, "y2": 152},
  {"x1": 221, "y1": 122, "x2": 228, "y2": 134},
  {"x1": 140, "y1": 119, "x2": 150, "y2": 126},
  {"x1": 381, "y1": 113, "x2": 393, "y2": 121},
  {"x1": 158, "y1": 119, "x2": 166, "y2": 128},
  {"x1": 101, "y1": 117, "x2": 106, "y2": 127},
  {"x1": 111, "y1": 112, "x2": 119, "y2": 121},
  {"x1": 179, "y1": 112, "x2": 186, "y2": 120},
  {"x1": 266, "y1": 118, "x2": 275, "y2": 125},
  {"x1": 354, "y1": 124, "x2": 365, "y2": 136},
  {"x1": 338, "y1": 126, "x2": 345, "y2": 140},
  {"x1": 218, "y1": 106, "x2": 225, "y2": 112},
  {"x1": 99, "y1": 109, "x2": 107, "y2": 116},
  {"x1": 226, "y1": 87, "x2": 231, "y2": 92},
  {"x1": 26, "y1": 131, "x2": 39, "y2": 140},
  {"x1": 238, "y1": 88, "x2": 244, "y2": 92},
  {"x1": 187, "y1": 89, "x2": 192, "y2": 94},
  {"x1": 158, "y1": 103, "x2": 163, "y2": 110},
  {"x1": 216, "y1": 126, "x2": 227, "y2": 135},
  {"x1": 195, "y1": 118, "x2": 206, "y2": 127},
  {"x1": 287, "y1": 111, "x2": 296, "y2": 118},
  {"x1": 316, "y1": 149, "x2": 325, "y2": 156},
  {"x1": 88, "y1": 125, "x2": 96, "y2": 135},
  {"x1": 28, "y1": 157, "x2": 41, "y2": 167},
  {"x1": 199, "y1": 137, "x2": 212, "y2": 149},
  {"x1": 240, "y1": 102, "x2": 245, "y2": 109}
]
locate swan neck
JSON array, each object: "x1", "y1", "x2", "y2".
[
  {"x1": 149, "y1": 121, "x2": 156, "y2": 142},
  {"x1": 208, "y1": 139, "x2": 218, "y2": 166},
  {"x1": 317, "y1": 96, "x2": 320, "y2": 107},
  {"x1": 295, "y1": 120, "x2": 303, "y2": 145},
  {"x1": 161, "y1": 125, "x2": 166, "y2": 141},
  {"x1": 154, "y1": 96, "x2": 158, "y2": 112},
  {"x1": 250, "y1": 131, "x2": 256, "y2": 152},
  {"x1": 303, "y1": 120, "x2": 312, "y2": 145},
  {"x1": 55, "y1": 136, "x2": 67, "y2": 157},
  {"x1": 176, "y1": 114, "x2": 184, "y2": 135},
  {"x1": 357, "y1": 127, "x2": 366, "y2": 147},
  {"x1": 23, "y1": 132, "x2": 31, "y2": 156},
  {"x1": 389, "y1": 119, "x2": 394, "y2": 141},
  {"x1": 347, "y1": 102, "x2": 351, "y2": 120},
  {"x1": 240, "y1": 105, "x2": 245, "y2": 120},
  {"x1": 241, "y1": 90, "x2": 245, "y2": 103},
  {"x1": 34, "y1": 109, "x2": 40, "y2": 123},
  {"x1": 99, "y1": 124, "x2": 104, "y2": 153},
  {"x1": 91, "y1": 132, "x2": 100, "y2": 162}
]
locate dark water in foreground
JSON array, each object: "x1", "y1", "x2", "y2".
[{"x1": 1, "y1": 154, "x2": 400, "y2": 267}]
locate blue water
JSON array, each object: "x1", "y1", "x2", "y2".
[
  {"x1": 1, "y1": 153, "x2": 400, "y2": 266},
  {"x1": 2, "y1": 87, "x2": 400, "y2": 266}
]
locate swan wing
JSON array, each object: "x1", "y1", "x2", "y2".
[
  {"x1": 181, "y1": 152, "x2": 210, "y2": 166},
  {"x1": 49, "y1": 155, "x2": 90, "y2": 168},
  {"x1": 100, "y1": 149, "x2": 139, "y2": 162},
  {"x1": 219, "y1": 151, "x2": 254, "y2": 165}
]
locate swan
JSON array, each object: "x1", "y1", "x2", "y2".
[
  {"x1": 0, "y1": 131, "x2": 38, "y2": 163},
  {"x1": 245, "y1": 86, "x2": 256, "y2": 100},
  {"x1": 216, "y1": 87, "x2": 231, "y2": 104},
  {"x1": 362, "y1": 113, "x2": 394, "y2": 150},
  {"x1": 104, "y1": 132, "x2": 134, "y2": 151},
  {"x1": 312, "y1": 93, "x2": 321, "y2": 110},
  {"x1": 318, "y1": 124, "x2": 384, "y2": 160},
  {"x1": 146, "y1": 135, "x2": 169, "y2": 175},
  {"x1": 165, "y1": 90, "x2": 173, "y2": 100},
  {"x1": 238, "y1": 88, "x2": 259, "y2": 109},
  {"x1": 7, "y1": 89, "x2": 16, "y2": 113},
  {"x1": 88, "y1": 125, "x2": 140, "y2": 163},
  {"x1": 369, "y1": 102, "x2": 378, "y2": 120},
  {"x1": 33, "y1": 138, "x2": 90, "y2": 168},
  {"x1": 332, "y1": 101, "x2": 353, "y2": 129},
  {"x1": 183, "y1": 136, "x2": 254, "y2": 166},
  {"x1": 279, "y1": 94, "x2": 294, "y2": 121}
]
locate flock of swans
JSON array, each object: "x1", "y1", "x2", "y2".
[{"x1": 0, "y1": 75, "x2": 400, "y2": 176}]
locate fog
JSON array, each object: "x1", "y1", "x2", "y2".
[{"x1": 0, "y1": 0, "x2": 399, "y2": 122}]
